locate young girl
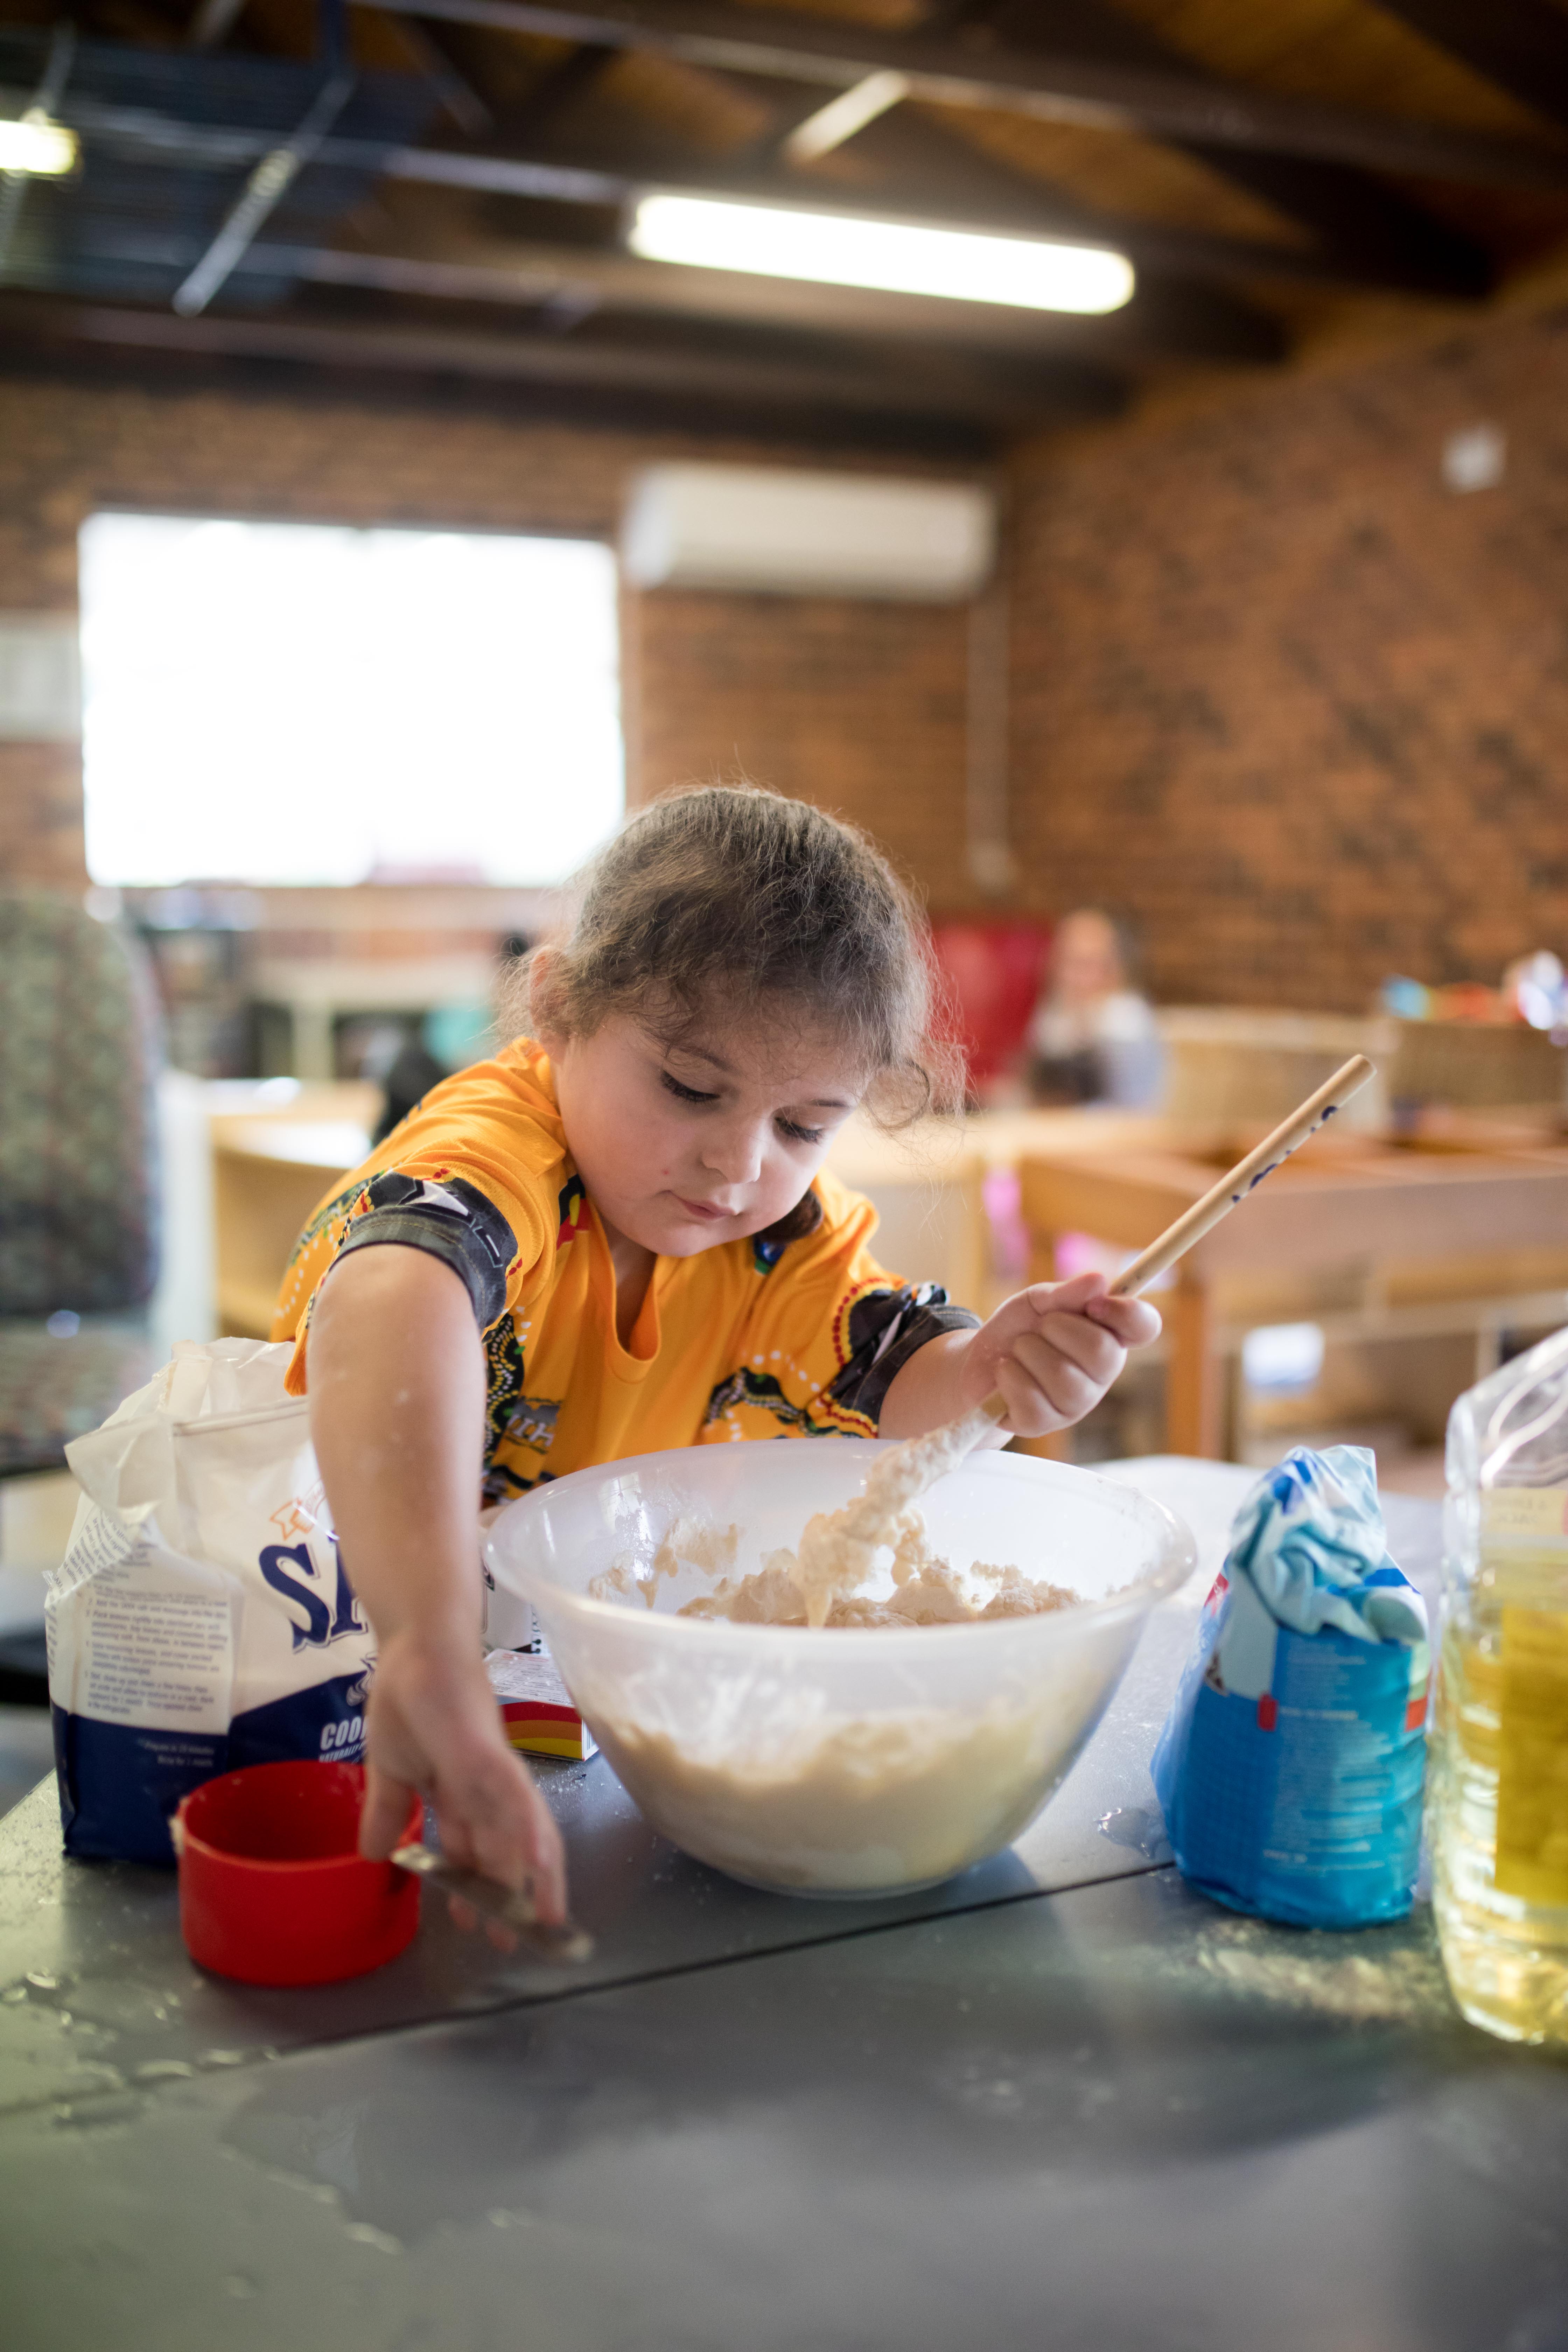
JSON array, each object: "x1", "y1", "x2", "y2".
[{"x1": 275, "y1": 788, "x2": 1160, "y2": 1923}]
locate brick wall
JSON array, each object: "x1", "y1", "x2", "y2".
[
  {"x1": 0, "y1": 743, "x2": 86, "y2": 889},
  {"x1": 0, "y1": 372, "x2": 973, "y2": 910},
  {"x1": 1007, "y1": 308, "x2": 1568, "y2": 1011},
  {"x1": 629, "y1": 585, "x2": 968, "y2": 881}
]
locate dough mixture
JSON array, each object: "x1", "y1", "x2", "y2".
[
  {"x1": 600, "y1": 1699, "x2": 1072, "y2": 1891},
  {"x1": 690, "y1": 1403, "x2": 1074, "y2": 1627},
  {"x1": 678, "y1": 1517, "x2": 1075, "y2": 1626},
  {"x1": 586, "y1": 1425, "x2": 1078, "y2": 1628}
]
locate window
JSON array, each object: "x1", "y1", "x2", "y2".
[{"x1": 79, "y1": 513, "x2": 623, "y2": 888}]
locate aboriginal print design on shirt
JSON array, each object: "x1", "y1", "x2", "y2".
[
  {"x1": 556, "y1": 1174, "x2": 586, "y2": 1249},
  {"x1": 273, "y1": 1038, "x2": 980, "y2": 1493},
  {"x1": 703, "y1": 1278, "x2": 969, "y2": 1441}
]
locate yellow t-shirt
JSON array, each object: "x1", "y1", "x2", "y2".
[{"x1": 273, "y1": 1038, "x2": 975, "y2": 1506}]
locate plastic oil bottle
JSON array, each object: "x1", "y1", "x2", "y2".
[{"x1": 1429, "y1": 1323, "x2": 1568, "y2": 2043}]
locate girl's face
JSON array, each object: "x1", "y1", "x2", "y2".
[{"x1": 542, "y1": 1006, "x2": 864, "y2": 1258}]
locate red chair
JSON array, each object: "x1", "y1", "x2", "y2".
[{"x1": 929, "y1": 920, "x2": 1052, "y2": 1088}]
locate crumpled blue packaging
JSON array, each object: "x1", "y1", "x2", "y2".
[{"x1": 1151, "y1": 1445, "x2": 1430, "y2": 1929}]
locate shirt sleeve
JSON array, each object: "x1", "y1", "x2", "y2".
[
  {"x1": 333, "y1": 1170, "x2": 517, "y2": 1325},
  {"x1": 707, "y1": 1170, "x2": 980, "y2": 1441},
  {"x1": 271, "y1": 1062, "x2": 560, "y2": 1394}
]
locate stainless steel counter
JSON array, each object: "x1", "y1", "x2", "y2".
[{"x1": 4, "y1": 1460, "x2": 1534, "y2": 2352}]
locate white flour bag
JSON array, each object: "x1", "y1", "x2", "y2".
[{"x1": 48, "y1": 1338, "x2": 376, "y2": 1864}]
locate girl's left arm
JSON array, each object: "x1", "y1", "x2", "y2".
[{"x1": 877, "y1": 1270, "x2": 1160, "y2": 1441}]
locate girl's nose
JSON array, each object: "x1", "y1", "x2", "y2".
[{"x1": 702, "y1": 1120, "x2": 764, "y2": 1189}]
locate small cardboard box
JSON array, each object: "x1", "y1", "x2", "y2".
[{"x1": 485, "y1": 1646, "x2": 597, "y2": 1762}]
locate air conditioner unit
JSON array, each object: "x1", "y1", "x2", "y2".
[{"x1": 622, "y1": 464, "x2": 995, "y2": 602}]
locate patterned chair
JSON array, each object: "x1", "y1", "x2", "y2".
[{"x1": 0, "y1": 896, "x2": 162, "y2": 1477}]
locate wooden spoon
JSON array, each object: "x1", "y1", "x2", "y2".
[{"x1": 901, "y1": 1053, "x2": 1377, "y2": 1491}]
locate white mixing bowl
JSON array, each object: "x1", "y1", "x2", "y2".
[{"x1": 484, "y1": 1441, "x2": 1195, "y2": 1898}]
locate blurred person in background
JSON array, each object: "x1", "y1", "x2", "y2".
[{"x1": 1025, "y1": 908, "x2": 1164, "y2": 1109}]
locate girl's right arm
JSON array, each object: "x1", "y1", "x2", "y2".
[{"x1": 305, "y1": 1244, "x2": 567, "y2": 1922}]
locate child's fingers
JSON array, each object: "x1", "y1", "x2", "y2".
[
  {"x1": 524, "y1": 1785, "x2": 569, "y2": 1925},
  {"x1": 1084, "y1": 1293, "x2": 1162, "y2": 1348},
  {"x1": 1011, "y1": 1271, "x2": 1113, "y2": 1324},
  {"x1": 1008, "y1": 1329, "x2": 1117, "y2": 1421},
  {"x1": 1029, "y1": 1306, "x2": 1126, "y2": 1382},
  {"x1": 359, "y1": 1762, "x2": 422, "y2": 1861},
  {"x1": 463, "y1": 1752, "x2": 568, "y2": 1927},
  {"x1": 990, "y1": 1354, "x2": 1063, "y2": 1436},
  {"x1": 978, "y1": 1273, "x2": 1158, "y2": 1436},
  {"x1": 441, "y1": 1893, "x2": 520, "y2": 1953}
]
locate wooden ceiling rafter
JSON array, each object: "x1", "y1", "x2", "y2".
[
  {"x1": 0, "y1": 281, "x2": 1126, "y2": 421},
  {"x1": 442, "y1": 21, "x2": 618, "y2": 138},
  {"x1": 358, "y1": 0, "x2": 1568, "y2": 186},
  {"x1": 311, "y1": 7, "x2": 1498, "y2": 303},
  {"x1": 1374, "y1": 0, "x2": 1568, "y2": 131},
  {"x1": 941, "y1": 0, "x2": 1493, "y2": 299}
]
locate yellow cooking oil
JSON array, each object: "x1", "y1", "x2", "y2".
[{"x1": 1429, "y1": 1544, "x2": 1568, "y2": 2045}]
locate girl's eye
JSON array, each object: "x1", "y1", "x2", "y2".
[
  {"x1": 778, "y1": 1118, "x2": 826, "y2": 1146},
  {"x1": 660, "y1": 1071, "x2": 718, "y2": 1106}
]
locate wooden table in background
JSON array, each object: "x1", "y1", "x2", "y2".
[
  {"x1": 1020, "y1": 1127, "x2": 1568, "y2": 1457},
  {"x1": 210, "y1": 1083, "x2": 377, "y2": 1336}
]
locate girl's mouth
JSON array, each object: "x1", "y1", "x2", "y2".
[{"x1": 674, "y1": 1195, "x2": 732, "y2": 1222}]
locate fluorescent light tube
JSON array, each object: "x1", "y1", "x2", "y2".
[
  {"x1": 629, "y1": 193, "x2": 1134, "y2": 315},
  {"x1": 0, "y1": 113, "x2": 79, "y2": 176}
]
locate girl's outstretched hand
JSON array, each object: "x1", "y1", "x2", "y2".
[
  {"x1": 358, "y1": 1629, "x2": 568, "y2": 1932},
  {"x1": 959, "y1": 1270, "x2": 1161, "y2": 1437}
]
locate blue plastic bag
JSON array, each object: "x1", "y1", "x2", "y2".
[{"x1": 1151, "y1": 1445, "x2": 1430, "y2": 1929}]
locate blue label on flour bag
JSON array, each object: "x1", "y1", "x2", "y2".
[
  {"x1": 52, "y1": 1668, "x2": 370, "y2": 1865},
  {"x1": 52, "y1": 1709, "x2": 230, "y2": 1866},
  {"x1": 229, "y1": 1670, "x2": 369, "y2": 1775},
  {"x1": 1152, "y1": 1446, "x2": 1429, "y2": 1929}
]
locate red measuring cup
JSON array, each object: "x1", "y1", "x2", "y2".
[{"x1": 173, "y1": 1759, "x2": 422, "y2": 1987}]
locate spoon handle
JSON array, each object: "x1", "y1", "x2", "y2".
[
  {"x1": 974, "y1": 1054, "x2": 1377, "y2": 1439},
  {"x1": 390, "y1": 1843, "x2": 594, "y2": 1963},
  {"x1": 1107, "y1": 1054, "x2": 1376, "y2": 1299}
]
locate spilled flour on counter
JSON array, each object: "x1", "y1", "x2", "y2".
[{"x1": 1189, "y1": 1913, "x2": 1454, "y2": 2025}]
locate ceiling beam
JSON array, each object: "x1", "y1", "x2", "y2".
[
  {"x1": 355, "y1": 0, "x2": 1568, "y2": 187},
  {"x1": 964, "y1": 0, "x2": 1492, "y2": 300},
  {"x1": 449, "y1": 27, "x2": 620, "y2": 139},
  {"x1": 188, "y1": 0, "x2": 248, "y2": 46},
  {"x1": 1374, "y1": 1, "x2": 1568, "y2": 129},
  {"x1": 370, "y1": 14, "x2": 493, "y2": 136},
  {"x1": 0, "y1": 287, "x2": 1122, "y2": 424}
]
